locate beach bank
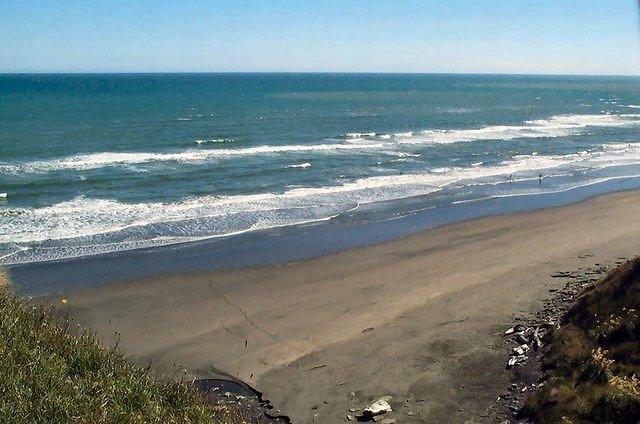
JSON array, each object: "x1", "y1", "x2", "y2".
[{"x1": 18, "y1": 189, "x2": 640, "y2": 423}]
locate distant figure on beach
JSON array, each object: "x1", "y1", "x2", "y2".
[
  {"x1": 508, "y1": 174, "x2": 513, "y2": 183},
  {"x1": 539, "y1": 173, "x2": 543, "y2": 184}
]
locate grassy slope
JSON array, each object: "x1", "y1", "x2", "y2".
[
  {"x1": 522, "y1": 258, "x2": 640, "y2": 423},
  {"x1": 0, "y1": 281, "x2": 231, "y2": 424}
]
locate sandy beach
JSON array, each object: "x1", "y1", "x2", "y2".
[{"x1": 32, "y1": 189, "x2": 640, "y2": 423}]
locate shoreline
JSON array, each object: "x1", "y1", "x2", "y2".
[
  {"x1": 21, "y1": 188, "x2": 640, "y2": 423},
  {"x1": 8, "y1": 175, "x2": 640, "y2": 297}
]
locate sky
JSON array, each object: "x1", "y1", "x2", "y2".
[{"x1": 1, "y1": 0, "x2": 640, "y2": 75}]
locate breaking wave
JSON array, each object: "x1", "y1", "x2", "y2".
[
  {"x1": 3, "y1": 142, "x2": 640, "y2": 253},
  {"x1": 343, "y1": 113, "x2": 640, "y2": 145},
  {"x1": 0, "y1": 143, "x2": 388, "y2": 174},
  {"x1": 195, "y1": 138, "x2": 235, "y2": 144},
  {"x1": 3, "y1": 113, "x2": 640, "y2": 175}
]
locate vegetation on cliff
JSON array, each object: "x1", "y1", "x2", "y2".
[
  {"x1": 0, "y1": 283, "x2": 231, "y2": 424},
  {"x1": 522, "y1": 258, "x2": 640, "y2": 423}
]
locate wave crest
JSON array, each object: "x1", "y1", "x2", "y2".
[{"x1": 3, "y1": 113, "x2": 639, "y2": 175}]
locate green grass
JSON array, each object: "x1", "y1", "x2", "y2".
[
  {"x1": 0, "y1": 283, "x2": 232, "y2": 424},
  {"x1": 521, "y1": 258, "x2": 640, "y2": 424}
]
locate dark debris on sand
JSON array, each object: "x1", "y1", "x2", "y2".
[{"x1": 195, "y1": 378, "x2": 291, "y2": 424}]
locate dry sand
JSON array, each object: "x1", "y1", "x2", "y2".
[{"x1": 42, "y1": 190, "x2": 640, "y2": 423}]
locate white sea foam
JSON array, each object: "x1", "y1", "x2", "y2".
[
  {"x1": 1, "y1": 143, "x2": 387, "y2": 174},
  {"x1": 195, "y1": 138, "x2": 234, "y2": 144},
  {"x1": 287, "y1": 162, "x2": 311, "y2": 168},
  {"x1": 344, "y1": 113, "x2": 640, "y2": 146},
  {"x1": 3, "y1": 142, "x2": 640, "y2": 251},
  {"x1": 388, "y1": 113, "x2": 640, "y2": 145},
  {"x1": 344, "y1": 132, "x2": 377, "y2": 138}
]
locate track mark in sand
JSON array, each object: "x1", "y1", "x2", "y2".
[
  {"x1": 208, "y1": 282, "x2": 303, "y2": 354},
  {"x1": 438, "y1": 316, "x2": 469, "y2": 326}
]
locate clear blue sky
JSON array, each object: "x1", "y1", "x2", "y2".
[{"x1": 2, "y1": 0, "x2": 640, "y2": 74}]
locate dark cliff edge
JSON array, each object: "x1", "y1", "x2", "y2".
[{"x1": 520, "y1": 258, "x2": 640, "y2": 423}]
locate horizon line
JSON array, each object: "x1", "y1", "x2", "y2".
[{"x1": 1, "y1": 70, "x2": 640, "y2": 78}]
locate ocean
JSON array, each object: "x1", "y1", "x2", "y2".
[{"x1": 3, "y1": 73, "x2": 640, "y2": 266}]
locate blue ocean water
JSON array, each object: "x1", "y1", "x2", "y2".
[{"x1": 2, "y1": 73, "x2": 640, "y2": 264}]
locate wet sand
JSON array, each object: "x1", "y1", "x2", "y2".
[{"x1": 35, "y1": 189, "x2": 640, "y2": 423}]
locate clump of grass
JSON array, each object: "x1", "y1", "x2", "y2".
[
  {"x1": 521, "y1": 258, "x2": 640, "y2": 423},
  {"x1": 0, "y1": 286, "x2": 230, "y2": 423},
  {"x1": 592, "y1": 375, "x2": 640, "y2": 424}
]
